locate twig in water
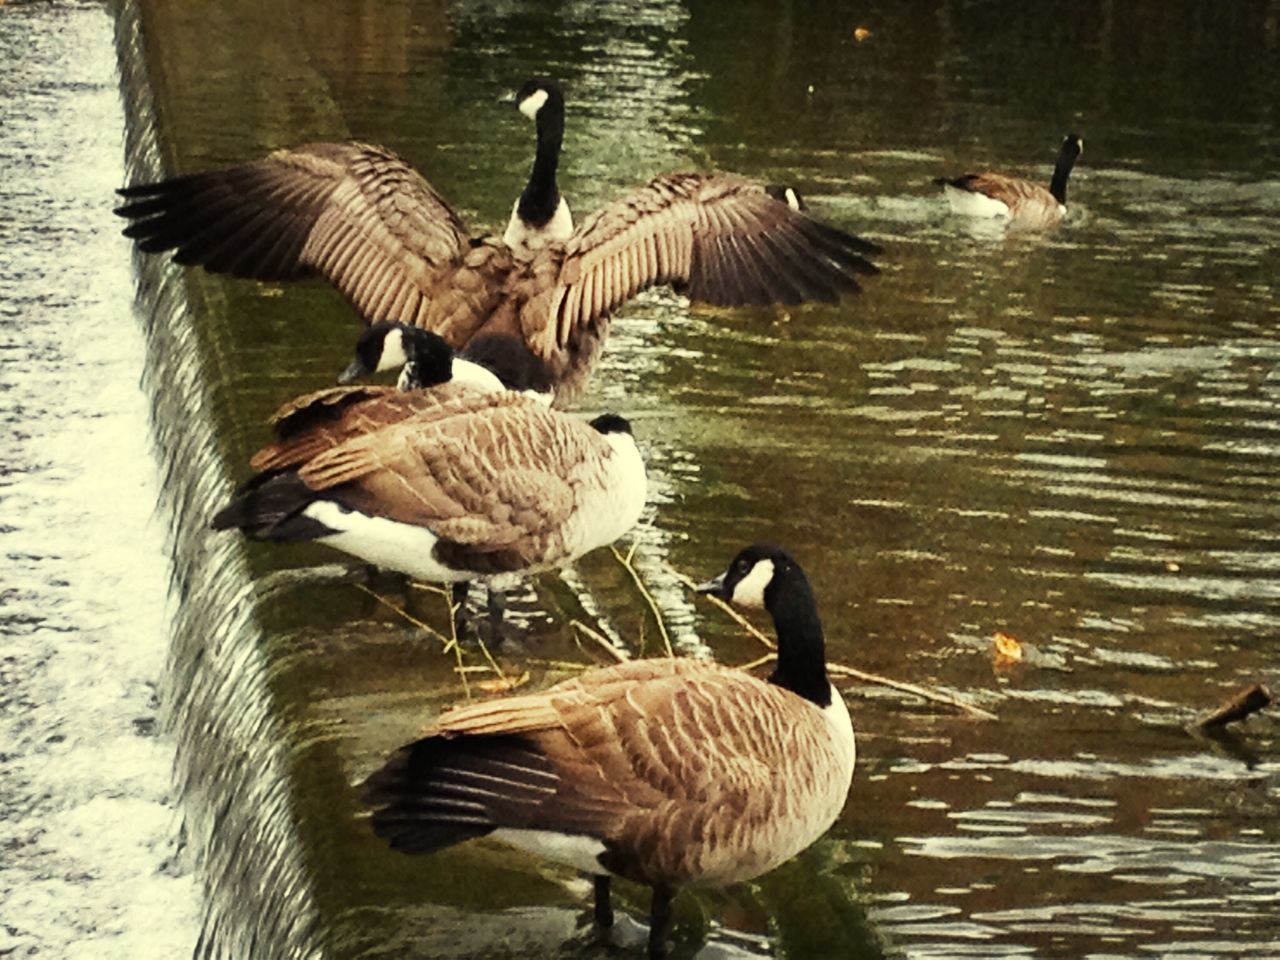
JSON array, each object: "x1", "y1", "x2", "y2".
[
  {"x1": 611, "y1": 544, "x2": 674, "y2": 657},
  {"x1": 570, "y1": 619, "x2": 630, "y2": 663},
  {"x1": 354, "y1": 583, "x2": 452, "y2": 648},
  {"x1": 736, "y1": 652, "x2": 778, "y2": 673},
  {"x1": 668, "y1": 567, "x2": 774, "y2": 650},
  {"x1": 826, "y1": 663, "x2": 997, "y2": 721},
  {"x1": 669, "y1": 564, "x2": 997, "y2": 721},
  {"x1": 1196, "y1": 681, "x2": 1272, "y2": 729}
]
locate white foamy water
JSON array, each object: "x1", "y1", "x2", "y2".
[{"x1": 0, "y1": 3, "x2": 198, "y2": 956}]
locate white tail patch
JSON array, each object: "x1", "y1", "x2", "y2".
[
  {"x1": 942, "y1": 184, "x2": 1011, "y2": 220},
  {"x1": 305, "y1": 501, "x2": 467, "y2": 583},
  {"x1": 451, "y1": 358, "x2": 506, "y2": 394},
  {"x1": 491, "y1": 828, "x2": 608, "y2": 874}
]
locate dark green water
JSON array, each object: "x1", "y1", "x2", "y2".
[{"x1": 114, "y1": 0, "x2": 1279, "y2": 957}]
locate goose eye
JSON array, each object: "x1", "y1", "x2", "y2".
[{"x1": 735, "y1": 559, "x2": 751, "y2": 573}]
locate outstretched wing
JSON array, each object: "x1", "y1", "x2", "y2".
[
  {"x1": 116, "y1": 141, "x2": 471, "y2": 323},
  {"x1": 537, "y1": 172, "x2": 882, "y2": 355}
]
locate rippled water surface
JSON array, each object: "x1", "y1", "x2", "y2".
[{"x1": 62, "y1": 0, "x2": 1280, "y2": 956}]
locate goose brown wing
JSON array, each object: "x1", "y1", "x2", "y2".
[
  {"x1": 948, "y1": 172, "x2": 1051, "y2": 210},
  {"x1": 295, "y1": 394, "x2": 594, "y2": 546},
  {"x1": 363, "y1": 658, "x2": 837, "y2": 877},
  {"x1": 249, "y1": 382, "x2": 477, "y2": 473},
  {"x1": 536, "y1": 172, "x2": 882, "y2": 355},
  {"x1": 116, "y1": 142, "x2": 470, "y2": 324}
]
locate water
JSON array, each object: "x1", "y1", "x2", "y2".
[
  {"x1": 34, "y1": 0, "x2": 1280, "y2": 957},
  {"x1": 0, "y1": 3, "x2": 197, "y2": 956}
]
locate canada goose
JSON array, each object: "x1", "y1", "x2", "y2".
[
  {"x1": 361, "y1": 544, "x2": 855, "y2": 960},
  {"x1": 115, "y1": 80, "x2": 881, "y2": 406},
  {"x1": 211, "y1": 389, "x2": 647, "y2": 637},
  {"x1": 501, "y1": 77, "x2": 573, "y2": 252},
  {"x1": 764, "y1": 183, "x2": 806, "y2": 212},
  {"x1": 340, "y1": 321, "x2": 555, "y2": 402},
  {"x1": 935, "y1": 133, "x2": 1083, "y2": 229}
]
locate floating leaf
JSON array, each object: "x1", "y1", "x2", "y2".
[
  {"x1": 853, "y1": 26, "x2": 873, "y2": 42},
  {"x1": 993, "y1": 630, "x2": 1023, "y2": 662}
]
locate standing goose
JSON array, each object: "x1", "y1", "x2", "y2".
[
  {"x1": 211, "y1": 389, "x2": 647, "y2": 637},
  {"x1": 501, "y1": 77, "x2": 573, "y2": 252},
  {"x1": 115, "y1": 79, "x2": 881, "y2": 406},
  {"x1": 935, "y1": 133, "x2": 1084, "y2": 229},
  {"x1": 361, "y1": 544, "x2": 856, "y2": 960}
]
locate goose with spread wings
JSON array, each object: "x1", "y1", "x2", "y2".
[{"x1": 115, "y1": 81, "x2": 881, "y2": 406}]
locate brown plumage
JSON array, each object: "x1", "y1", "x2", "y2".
[
  {"x1": 936, "y1": 133, "x2": 1084, "y2": 230},
  {"x1": 362, "y1": 544, "x2": 856, "y2": 959},
  {"x1": 212, "y1": 389, "x2": 647, "y2": 583},
  {"x1": 117, "y1": 138, "x2": 881, "y2": 405}
]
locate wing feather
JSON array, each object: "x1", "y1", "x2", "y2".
[{"x1": 116, "y1": 142, "x2": 470, "y2": 320}]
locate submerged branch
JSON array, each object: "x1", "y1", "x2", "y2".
[
  {"x1": 610, "y1": 543, "x2": 674, "y2": 657},
  {"x1": 1195, "y1": 682, "x2": 1272, "y2": 729},
  {"x1": 667, "y1": 563, "x2": 996, "y2": 721}
]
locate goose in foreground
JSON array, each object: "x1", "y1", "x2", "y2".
[
  {"x1": 115, "y1": 80, "x2": 881, "y2": 406},
  {"x1": 211, "y1": 389, "x2": 647, "y2": 638},
  {"x1": 935, "y1": 133, "x2": 1083, "y2": 229},
  {"x1": 361, "y1": 544, "x2": 856, "y2": 959}
]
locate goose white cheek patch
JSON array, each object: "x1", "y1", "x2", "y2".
[
  {"x1": 378, "y1": 328, "x2": 409, "y2": 372},
  {"x1": 519, "y1": 89, "x2": 549, "y2": 119},
  {"x1": 732, "y1": 559, "x2": 775, "y2": 609}
]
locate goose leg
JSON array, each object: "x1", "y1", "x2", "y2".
[
  {"x1": 449, "y1": 581, "x2": 470, "y2": 638},
  {"x1": 485, "y1": 586, "x2": 508, "y2": 647},
  {"x1": 592, "y1": 874, "x2": 614, "y2": 930},
  {"x1": 648, "y1": 884, "x2": 674, "y2": 960}
]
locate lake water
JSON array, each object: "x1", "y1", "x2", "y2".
[{"x1": 18, "y1": 0, "x2": 1280, "y2": 957}]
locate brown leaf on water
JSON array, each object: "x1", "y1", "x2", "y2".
[
  {"x1": 993, "y1": 630, "x2": 1023, "y2": 663},
  {"x1": 476, "y1": 672, "x2": 530, "y2": 694},
  {"x1": 853, "y1": 26, "x2": 873, "y2": 42}
]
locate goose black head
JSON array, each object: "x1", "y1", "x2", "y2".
[
  {"x1": 764, "y1": 184, "x2": 807, "y2": 212},
  {"x1": 588, "y1": 413, "x2": 633, "y2": 436},
  {"x1": 697, "y1": 544, "x2": 802, "y2": 611},
  {"x1": 339, "y1": 322, "x2": 454, "y2": 389},
  {"x1": 1061, "y1": 133, "x2": 1084, "y2": 160},
  {"x1": 508, "y1": 77, "x2": 565, "y2": 122}
]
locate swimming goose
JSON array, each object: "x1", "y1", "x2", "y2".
[
  {"x1": 361, "y1": 544, "x2": 855, "y2": 960},
  {"x1": 211, "y1": 389, "x2": 647, "y2": 637},
  {"x1": 115, "y1": 81, "x2": 881, "y2": 406},
  {"x1": 935, "y1": 133, "x2": 1083, "y2": 229}
]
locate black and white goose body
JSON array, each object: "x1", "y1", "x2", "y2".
[{"x1": 211, "y1": 389, "x2": 647, "y2": 593}]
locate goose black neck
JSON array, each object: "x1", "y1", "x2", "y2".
[
  {"x1": 1049, "y1": 144, "x2": 1077, "y2": 205},
  {"x1": 766, "y1": 569, "x2": 832, "y2": 708},
  {"x1": 518, "y1": 103, "x2": 564, "y2": 227}
]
